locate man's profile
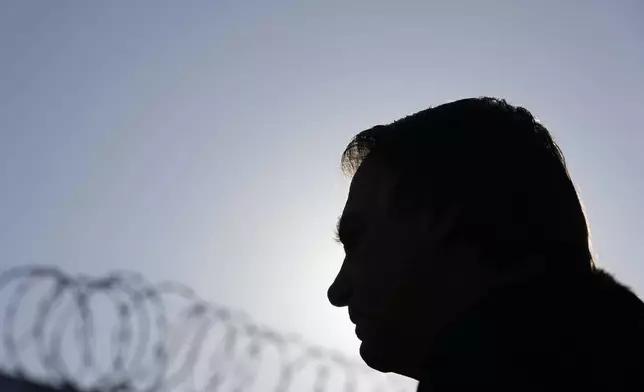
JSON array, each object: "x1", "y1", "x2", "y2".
[{"x1": 327, "y1": 97, "x2": 644, "y2": 390}]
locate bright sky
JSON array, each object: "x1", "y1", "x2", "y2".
[{"x1": 1, "y1": 0, "x2": 643, "y2": 385}]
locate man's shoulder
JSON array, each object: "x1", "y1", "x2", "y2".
[
  {"x1": 584, "y1": 268, "x2": 644, "y2": 323},
  {"x1": 419, "y1": 267, "x2": 644, "y2": 391}
]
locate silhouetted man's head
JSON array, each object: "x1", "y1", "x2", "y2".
[{"x1": 327, "y1": 97, "x2": 593, "y2": 379}]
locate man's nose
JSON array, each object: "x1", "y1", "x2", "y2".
[{"x1": 327, "y1": 262, "x2": 352, "y2": 307}]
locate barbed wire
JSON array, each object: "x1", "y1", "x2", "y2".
[{"x1": 0, "y1": 266, "x2": 416, "y2": 392}]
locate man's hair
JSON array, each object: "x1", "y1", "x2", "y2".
[{"x1": 341, "y1": 97, "x2": 594, "y2": 271}]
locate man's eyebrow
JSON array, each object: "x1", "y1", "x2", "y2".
[{"x1": 335, "y1": 216, "x2": 344, "y2": 242}]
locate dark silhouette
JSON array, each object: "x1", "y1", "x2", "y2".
[{"x1": 328, "y1": 97, "x2": 644, "y2": 390}]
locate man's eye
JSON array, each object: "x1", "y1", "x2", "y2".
[
  {"x1": 339, "y1": 232, "x2": 361, "y2": 250},
  {"x1": 333, "y1": 234, "x2": 354, "y2": 249}
]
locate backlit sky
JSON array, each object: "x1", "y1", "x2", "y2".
[{"x1": 1, "y1": 0, "x2": 643, "y2": 366}]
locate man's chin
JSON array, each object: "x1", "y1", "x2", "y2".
[
  {"x1": 359, "y1": 338, "x2": 423, "y2": 379},
  {"x1": 359, "y1": 341, "x2": 396, "y2": 373}
]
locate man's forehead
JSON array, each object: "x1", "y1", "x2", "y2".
[{"x1": 344, "y1": 157, "x2": 398, "y2": 214}]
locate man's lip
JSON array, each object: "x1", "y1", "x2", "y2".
[
  {"x1": 348, "y1": 307, "x2": 357, "y2": 324},
  {"x1": 355, "y1": 323, "x2": 364, "y2": 340},
  {"x1": 348, "y1": 306, "x2": 365, "y2": 325}
]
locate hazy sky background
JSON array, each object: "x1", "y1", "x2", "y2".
[{"x1": 1, "y1": 0, "x2": 643, "y2": 375}]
